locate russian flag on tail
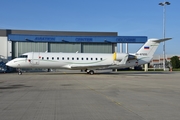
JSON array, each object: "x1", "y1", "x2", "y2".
[{"x1": 144, "y1": 46, "x2": 149, "y2": 49}]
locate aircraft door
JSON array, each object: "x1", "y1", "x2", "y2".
[{"x1": 31, "y1": 52, "x2": 40, "y2": 65}]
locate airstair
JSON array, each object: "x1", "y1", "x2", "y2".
[{"x1": 0, "y1": 55, "x2": 7, "y2": 73}]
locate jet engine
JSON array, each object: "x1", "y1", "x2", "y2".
[
  {"x1": 127, "y1": 54, "x2": 137, "y2": 61},
  {"x1": 113, "y1": 53, "x2": 137, "y2": 61}
]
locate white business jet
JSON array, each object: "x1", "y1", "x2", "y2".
[{"x1": 6, "y1": 38, "x2": 171, "y2": 75}]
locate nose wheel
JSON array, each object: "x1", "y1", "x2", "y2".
[{"x1": 18, "y1": 69, "x2": 22, "y2": 75}]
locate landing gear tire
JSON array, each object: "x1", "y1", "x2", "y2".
[
  {"x1": 18, "y1": 72, "x2": 22, "y2": 75},
  {"x1": 89, "y1": 70, "x2": 94, "y2": 75},
  {"x1": 18, "y1": 69, "x2": 22, "y2": 75}
]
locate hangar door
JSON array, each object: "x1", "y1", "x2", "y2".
[
  {"x1": 49, "y1": 43, "x2": 114, "y2": 53},
  {"x1": 12, "y1": 42, "x2": 115, "y2": 58},
  {"x1": 12, "y1": 42, "x2": 47, "y2": 58},
  {"x1": 82, "y1": 43, "x2": 113, "y2": 53},
  {"x1": 49, "y1": 43, "x2": 81, "y2": 52}
]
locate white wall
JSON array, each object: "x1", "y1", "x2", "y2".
[
  {"x1": 7, "y1": 41, "x2": 12, "y2": 60},
  {"x1": 0, "y1": 37, "x2": 7, "y2": 59}
]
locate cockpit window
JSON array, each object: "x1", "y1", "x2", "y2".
[{"x1": 19, "y1": 55, "x2": 28, "y2": 58}]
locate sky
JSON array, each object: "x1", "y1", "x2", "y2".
[{"x1": 0, "y1": 0, "x2": 179, "y2": 55}]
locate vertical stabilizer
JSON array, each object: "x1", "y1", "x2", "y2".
[{"x1": 136, "y1": 38, "x2": 172, "y2": 57}]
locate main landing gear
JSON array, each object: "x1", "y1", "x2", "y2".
[
  {"x1": 85, "y1": 69, "x2": 95, "y2": 75},
  {"x1": 88, "y1": 70, "x2": 94, "y2": 75}
]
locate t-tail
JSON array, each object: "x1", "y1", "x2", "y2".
[{"x1": 136, "y1": 38, "x2": 172, "y2": 57}]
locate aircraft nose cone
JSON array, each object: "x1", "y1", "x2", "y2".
[
  {"x1": 6, "y1": 61, "x2": 14, "y2": 67},
  {"x1": 6, "y1": 62, "x2": 10, "y2": 66}
]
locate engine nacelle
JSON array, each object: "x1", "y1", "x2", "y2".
[
  {"x1": 113, "y1": 53, "x2": 137, "y2": 61},
  {"x1": 113, "y1": 53, "x2": 128, "y2": 61},
  {"x1": 127, "y1": 54, "x2": 137, "y2": 60}
]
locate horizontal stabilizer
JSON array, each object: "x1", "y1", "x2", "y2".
[{"x1": 152, "y1": 38, "x2": 172, "y2": 43}]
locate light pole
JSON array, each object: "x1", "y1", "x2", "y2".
[{"x1": 159, "y1": 1, "x2": 170, "y2": 71}]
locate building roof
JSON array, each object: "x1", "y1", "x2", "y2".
[{"x1": 0, "y1": 29, "x2": 118, "y2": 36}]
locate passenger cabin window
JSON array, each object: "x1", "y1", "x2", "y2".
[
  {"x1": 101, "y1": 58, "x2": 103, "y2": 60},
  {"x1": 52, "y1": 57, "x2": 54, "y2": 60},
  {"x1": 42, "y1": 57, "x2": 44, "y2": 60},
  {"x1": 96, "y1": 58, "x2": 98, "y2": 60},
  {"x1": 82, "y1": 58, "x2": 83, "y2": 60},
  {"x1": 86, "y1": 58, "x2": 88, "y2": 60},
  {"x1": 57, "y1": 57, "x2": 59, "y2": 60},
  {"x1": 47, "y1": 57, "x2": 49, "y2": 60},
  {"x1": 62, "y1": 57, "x2": 64, "y2": 60},
  {"x1": 72, "y1": 57, "x2": 74, "y2": 60},
  {"x1": 67, "y1": 57, "x2": 69, "y2": 60},
  {"x1": 91, "y1": 58, "x2": 93, "y2": 60},
  {"x1": 19, "y1": 55, "x2": 28, "y2": 58},
  {"x1": 77, "y1": 58, "x2": 79, "y2": 60}
]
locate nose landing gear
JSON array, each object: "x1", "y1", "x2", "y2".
[{"x1": 18, "y1": 69, "x2": 22, "y2": 75}]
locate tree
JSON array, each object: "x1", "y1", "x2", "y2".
[{"x1": 170, "y1": 56, "x2": 180, "y2": 68}]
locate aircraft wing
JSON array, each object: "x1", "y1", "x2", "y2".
[{"x1": 70, "y1": 64, "x2": 113, "y2": 70}]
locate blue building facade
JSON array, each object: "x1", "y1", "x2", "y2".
[
  {"x1": 8, "y1": 34, "x2": 147, "y2": 43},
  {"x1": 0, "y1": 29, "x2": 147, "y2": 72},
  {"x1": 0, "y1": 29, "x2": 148, "y2": 60}
]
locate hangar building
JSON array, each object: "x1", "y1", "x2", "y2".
[{"x1": 0, "y1": 29, "x2": 147, "y2": 72}]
